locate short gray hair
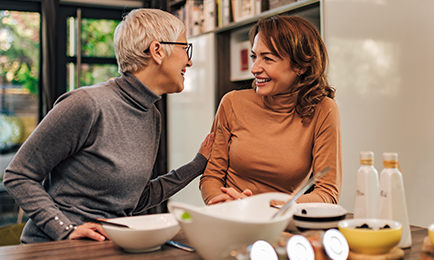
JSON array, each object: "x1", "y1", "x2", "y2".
[{"x1": 114, "y1": 9, "x2": 186, "y2": 73}]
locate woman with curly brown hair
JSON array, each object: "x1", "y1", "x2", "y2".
[{"x1": 200, "y1": 15, "x2": 341, "y2": 205}]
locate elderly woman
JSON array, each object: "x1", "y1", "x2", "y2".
[
  {"x1": 200, "y1": 15, "x2": 341, "y2": 205},
  {"x1": 3, "y1": 8, "x2": 214, "y2": 243}
]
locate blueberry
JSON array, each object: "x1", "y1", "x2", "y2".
[
  {"x1": 356, "y1": 223, "x2": 372, "y2": 229},
  {"x1": 380, "y1": 224, "x2": 391, "y2": 229}
]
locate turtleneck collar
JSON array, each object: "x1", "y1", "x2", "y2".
[
  {"x1": 115, "y1": 72, "x2": 161, "y2": 111},
  {"x1": 261, "y1": 91, "x2": 298, "y2": 113}
]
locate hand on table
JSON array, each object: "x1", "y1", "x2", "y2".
[
  {"x1": 69, "y1": 222, "x2": 108, "y2": 242},
  {"x1": 207, "y1": 187, "x2": 253, "y2": 205}
]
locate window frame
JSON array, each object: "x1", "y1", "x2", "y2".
[{"x1": 57, "y1": 4, "x2": 132, "y2": 94}]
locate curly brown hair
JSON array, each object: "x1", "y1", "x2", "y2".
[{"x1": 249, "y1": 15, "x2": 335, "y2": 119}]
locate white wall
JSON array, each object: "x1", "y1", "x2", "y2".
[
  {"x1": 168, "y1": 32, "x2": 216, "y2": 207},
  {"x1": 324, "y1": 0, "x2": 434, "y2": 227}
]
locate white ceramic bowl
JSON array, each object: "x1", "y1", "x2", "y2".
[
  {"x1": 101, "y1": 213, "x2": 180, "y2": 253},
  {"x1": 168, "y1": 192, "x2": 295, "y2": 260},
  {"x1": 292, "y1": 203, "x2": 347, "y2": 231}
]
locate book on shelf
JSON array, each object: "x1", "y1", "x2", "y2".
[
  {"x1": 171, "y1": 0, "x2": 270, "y2": 34},
  {"x1": 269, "y1": 0, "x2": 297, "y2": 10},
  {"x1": 203, "y1": 0, "x2": 217, "y2": 32},
  {"x1": 216, "y1": 0, "x2": 222, "y2": 27},
  {"x1": 191, "y1": 0, "x2": 204, "y2": 36},
  {"x1": 253, "y1": 0, "x2": 263, "y2": 15},
  {"x1": 217, "y1": 0, "x2": 231, "y2": 27},
  {"x1": 172, "y1": 5, "x2": 185, "y2": 25},
  {"x1": 171, "y1": 0, "x2": 204, "y2": 37},
  {"x1": 221, "y1": 0, "x2": 232, "y2": 26},
  {"x1": 232, "y1": 0, "x2": 257, "y2": 22}
]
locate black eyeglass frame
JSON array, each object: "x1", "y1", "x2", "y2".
[{"x1": 143, "y1": 41, "x2": 193, "y2": 61}]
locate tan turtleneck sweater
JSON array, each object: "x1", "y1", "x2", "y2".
[{"x1": 200, "y1": 89, "x2": 342, "y2": 204}]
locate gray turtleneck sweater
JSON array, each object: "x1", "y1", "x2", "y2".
[{"x1": 3, "y1": 72, "x2": 207, "y2": 243}]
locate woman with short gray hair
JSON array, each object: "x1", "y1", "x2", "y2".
[{"x1": 3, "y1": 8, "x2": 213, "y2": 243}]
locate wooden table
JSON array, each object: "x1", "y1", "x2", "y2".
[
  {"x1": 0, "y1": 231, "x2": 202, "y2": 260},
  {"x1": 0, "y1": 225, "x2": 429, "y2": 260}
]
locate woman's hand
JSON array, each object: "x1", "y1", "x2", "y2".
[
  {"x1": 69, "y1": 222, "x2": 108, "y2": 241},
  {"x1": 198, "y1": 132, "x2": 215, "y2": 160},
  {"x1": 208, "y1": 187, "x2": 253, "y2": 205}
]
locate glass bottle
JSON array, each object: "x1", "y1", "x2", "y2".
[
  {"x1": 354, "y1": 151, "x2": 379, "y2": 219},
  {"x1": 378, "y1": 152, "x2": 412, "y2": 248}
]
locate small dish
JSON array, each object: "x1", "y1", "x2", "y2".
[
  {"x1": 292, "y1": 203, "x2": 347, "y2": 231},
  {"x1": 101, "y1": 213, "x2": 180, "y2": 253},
  {"x1": 338, "y1": 218, "x2": 402, "y2": 255}
]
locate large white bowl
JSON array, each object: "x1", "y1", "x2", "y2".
[
  {"x1": 101, "y1": 213, "x2": 180, "y2": 253},
  {"x1": 168, "y1": 192, "x2": 295, "y2": 260},
  {"x1": 292, "y1": 203, "x2": 347, "y2": 231}
]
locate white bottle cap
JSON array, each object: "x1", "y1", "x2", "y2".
[
  {"x1": 323, "y1": 229, "x2": 349, "y2": 260},
  {"x1": 383, "y1": 152, "x2": 398, "y2": 161},
  {"x1": 286, "y1": 235, "x2": 315, "y2": 260},
  {"x1": 360, "y1": 151, "x2": 374, "y2": 160}
]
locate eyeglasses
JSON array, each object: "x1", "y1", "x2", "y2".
[{"x1": 144, "y1": 41, "x2": 193, "y2": 61}]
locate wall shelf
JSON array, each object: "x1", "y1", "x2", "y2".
[{"x1": 215, "y1": 0, "x2": 320, "y2": 33}]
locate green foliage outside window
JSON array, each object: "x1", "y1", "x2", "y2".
[
  {"x1": 66, "y1": 18, "x2": 120, "y2": 89},
  {"x1": 81, "y1": 18, "x2": 119, "y2": 58},
  {"x1": 81, "y1": 63, "x2": 119, "y2": 85},
  {"x1": 0, "y1": 10, "x2": 40, "y2": 96},
  {"x1": 67, "y1": 18, "x2": 119, "y2": 58}
]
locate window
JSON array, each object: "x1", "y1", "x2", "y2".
[
  {"x1": 0, "y1": 0, "x2": 40, "y2": 227},
  {"x1": 59, "y1": 6, "x2": 125, "y2": 92},
  {"x1": 0, "y1": 6, "x2": 40, "y2": 157}
]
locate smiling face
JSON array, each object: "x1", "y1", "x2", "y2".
[
  {"x1": 159, "y1": 33, "x2": 193, "y2": 94},
  {"x1": 250, "y1": 32, "x2": 300, "y2": 97}
]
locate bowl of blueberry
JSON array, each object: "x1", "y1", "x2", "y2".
[{"x1": 338, "y1": 218, "x2": 402, "y2": 255}]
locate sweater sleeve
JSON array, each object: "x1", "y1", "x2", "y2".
[
  {"x1": 297, "y1": 98, "x2": 342, "y2": 204},
  {"x1": 3, "y1": 91, "x2": 96, "y2": 240},
  {"x1": 133, "y1": 153, "x2": 208, "y2": 213},
  {"x1": 199, "y1": 92, "x2": 233, "y2": 204}
]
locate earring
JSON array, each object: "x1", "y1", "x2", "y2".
[{"x1": 297, "y1": 71, "x2": 301, "y2": 77}]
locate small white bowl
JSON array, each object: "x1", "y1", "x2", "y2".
[
  {"x1": 168, "y1": 192, "x2": 295, "y2": 260},
  {"x1": 102, "y1": 213, "x2": 180, "y2": 253},
  {"x1": 292, "y1": 203, "x2": 347, "y2": 231}
]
